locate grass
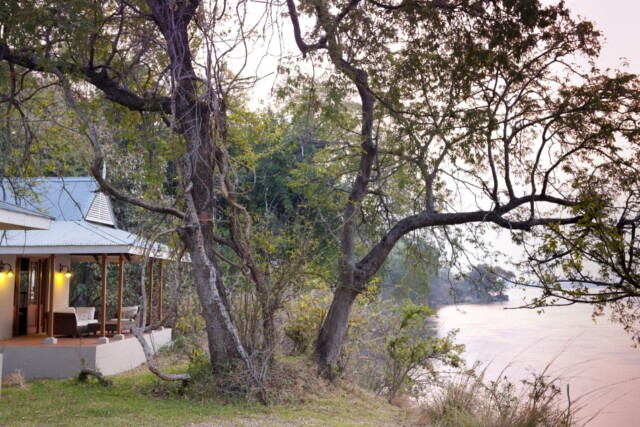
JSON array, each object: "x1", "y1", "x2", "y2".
[
  {"x1": 0, "y1": 352, "x2": 587, "y2": 427},
  {"x1": 0, "y1": 358, "x2": 409, "y2": 427}
]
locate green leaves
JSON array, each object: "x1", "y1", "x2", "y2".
[{"x1": 385, "y1": 301, "x2": 464, "y2": 399}]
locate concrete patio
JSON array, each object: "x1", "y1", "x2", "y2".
[{"x1": 0, "y1": 328, "x2": 172, "y2": 379}]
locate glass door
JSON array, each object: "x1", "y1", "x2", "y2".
[{"x1": 14, "y1": 258, "x2": 48, "y2": 336}]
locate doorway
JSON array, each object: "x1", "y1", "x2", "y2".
[{"x1": 13, "y1": 258, "x2": 50, "y2": 336}]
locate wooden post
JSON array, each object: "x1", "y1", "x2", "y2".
[
  {"x1": 100, "y1": 254, "x2": 107, "y2": 337},
  {"x1": 157, "y1": 260, "x2": 163, "y2": 321},
  {"x1": 117, "y1": 254, "x2": 124, "y2": 335},
  {"x1": 147, "y1": 258, "x2": 154, "y2": 325},
  {"x1": 47, "y1": 255, "x2": 55, "y2": 337},
  {"x1": 0, "y1": 353, "x2": 3, "y2": 398},
  {"x1": 13, "y1": 257, "x2": 20, "y2": 337},
  {"x1": 36, "y1": 261, "x2": 43, "y2": 334},
  {"x1": 43, "y1": 255, "x2": 57, "y2": 344}
]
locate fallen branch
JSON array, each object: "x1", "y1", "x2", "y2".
[
  {"x1": 132, "y1": 327, "x2": 191, "y2": 387},
  {"x1": 77, "y1": 368, "x2": 113, "y2": 387}
]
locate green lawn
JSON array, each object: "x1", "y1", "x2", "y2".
[{"x1": 0, "y1": 368, "x2": 410, "y2": 427}]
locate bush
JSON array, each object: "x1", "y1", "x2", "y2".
[
  {"x1": 385, "y1": 302, "x2": 464, "y2": 401},
  {"x1": 421, "y1": 362, "x2": 584, "y2": 427},
  {"x1": 341, "y1": 299, "x2": 463, "y2": 402},
  {"x1": 282, "y1": 290, "x2": 332, "y2": 355}
]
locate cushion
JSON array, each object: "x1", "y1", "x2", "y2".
[
  {"x1": 75, "y1": 307, "x2": 95, "y2": 320},
  {"x1": 121, "y1": 306, "x2": 138, "y2": 320}
]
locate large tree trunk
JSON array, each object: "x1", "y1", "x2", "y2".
[
  {"x1": 314, "y1": 286, "x2": 359, "y2": 376},
  {"x1": 249, "y1": 266, "x2": 277, "y2": 358},
  {"x1": 313, "y1": 66, "x2": 375, "y2": 376},
  {"x1": 147, "y1": 0, "x2": 242, "y2": 366},
  {"x1": 183, "y1": 228, "x2": 239, "y2": 364}
]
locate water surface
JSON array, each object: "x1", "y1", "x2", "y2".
[{"x1": 436, "y1": 288, "x2": 640, "y2": 426}]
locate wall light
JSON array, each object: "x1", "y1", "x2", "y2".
[
  {"x1": 58, "y1": 264, "x2": 73, "y2": 278},
  {"x1": 0, "y1": 261, "x2": 14, "y2": 277}
]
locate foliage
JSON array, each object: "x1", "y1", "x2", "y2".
[
  {"x1": 0, "y1": 67, "x2": 92, "y2": 179},
  {"x1": 170, "y1": 286, "x2": 207, "y2": 363},
  {"x1": 3, "y1": 0, "x2": 640, "y2": 395},
  {"x1": 222, "y1": 106, "x2": 342, "y2": 357},
  {"x1": 69, "y1": 262, "x2": 143, "y2": 312},
  {"x1": 283, "y1": 290, "x2": 333, "y2": 355},
  {"x1": 173, "y1": 293, "x2": 206, "y2": 339},
  {"x1": 335, "y1": 296, "x2": 463, "y2": 402},
  {"x1": 523, "y1": 179, "x2": 640, "y2": 342},
  {"x1": 421, "y1": 363, "x2": 584, "y2": 427},
  {"x1": 385, "y1": 302, "x2": 464, "y2": 400},
  {"x1": 77, "y1": 368, "x2": 113, "y2": 387},
  {"x1": 183, "y1": 354, "x2": 262, "y2": 402},
  {"x1": 283, "y1": 0, "x2": 640, "y2": 371},
  {"x1": 380, "y1": 238, "x2": 440, "y2": 305}
]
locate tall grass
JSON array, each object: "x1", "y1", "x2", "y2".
[{"x1": 418, "y1": 362, "x2": 591, "y2": 427}]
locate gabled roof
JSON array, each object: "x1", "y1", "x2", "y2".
[
  {"x1": 0, "y1": 220, "x2": 169, "y2": 258},
  {"x1": 0, "y1": 200, "x2": 52, "y2": 230},
  {"x1": 1, "y1": 177, "x2": 115, "y2": 226},
  {"x1": 0, "y1": 177, "x2": 171, "y2": 259}
]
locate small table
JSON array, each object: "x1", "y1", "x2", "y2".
[
  {"x1": 104, "y1": 319, "x2": 136, "y2": 334},
  {"x1": 86, "y1": 320, "x2": 136, "y2": 335}
]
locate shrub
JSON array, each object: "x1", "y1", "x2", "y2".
[
  {"x1": 282, "y1": 290, "x2": 332, "y2": 355},
  {"x1": 342, "y1": 300, "x2": 464, "y2": 402},
  {"x1": 421, "y1": 363, "x2": 585, "y2": 427},
  {"x1": 385, "y1": 302, "x2": 464, "y2": 401}
]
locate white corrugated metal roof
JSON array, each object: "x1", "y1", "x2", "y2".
[
  {"x1": 0, "y1": 177, "x2": 174, "y2": 259},
  {"x1": 0, "y1": 220, "x2": 170, "y2": 258},
  {"x1": 0, "y1": 200, "x2": 52, "y2": 218},
  {"x1": 0, "y1": 200, "x2": 53, "y2": 230},
  {"x1": 1, "y1": 177, "x2": 114, "y2": 226}
]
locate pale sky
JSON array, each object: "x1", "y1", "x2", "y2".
[
  {"x1": 560, "y1": 0, "x2": 639, "y2": 73},
  {"x1": 244, "y1": 1, "x2": 640, "y2": 102}
]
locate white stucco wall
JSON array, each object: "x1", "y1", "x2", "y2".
[
  {"x1": 0, "y1": 256, "x2": 16, "y2": 340},
  {"x1": 53, "y1": 254, "x2": 71, "y2": 310},
  {"x1": 0, "y1": 255, "x2": 72, "y2": 339}
]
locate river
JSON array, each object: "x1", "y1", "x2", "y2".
[{"x1": 436, "y1": 287, "x2": 640, "y2": 426}]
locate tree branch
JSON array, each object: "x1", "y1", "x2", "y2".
[
  {"x1": 0, "y1": 42, "x2": 172, "y2": 113},
  {"x1": 285, "y1": 0, "x2": 328, "y2": 56}
]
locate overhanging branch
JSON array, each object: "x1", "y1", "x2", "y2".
[{"x1": 0, "y1": 42, "x2": 171, "y2": 113}]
